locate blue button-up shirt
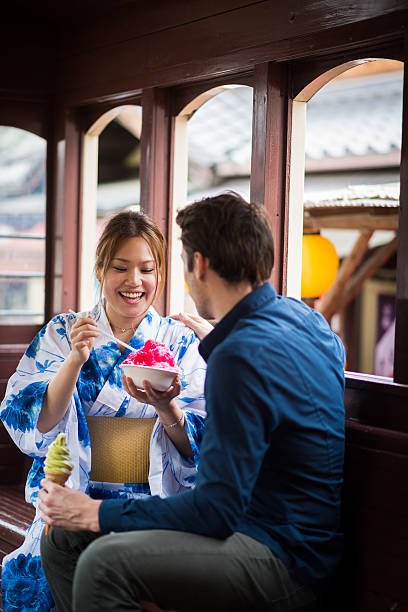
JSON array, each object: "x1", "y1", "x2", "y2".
[{"x1": 100, "y1": 283, "x2": 345, "y2": 588}]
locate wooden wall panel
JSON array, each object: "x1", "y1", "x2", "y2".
[
  {"x1": 57, "y1": 0, "x2": 266, "y2": 56},
  {"x1": 0, "y1": 351, "x2": 30, "y2": 486},
  {"x1": 55, "y1": 5, "x2": 408, "y2": 105},
  {"x1": 345, "y1": 374, "x2": 408, "y2": 432},
  {"x1": 342, "y1": 421, "x2": 408, "y2": 611},
  {"x1": 1, "y1": 25, "x2": 53, "y2": 96}
]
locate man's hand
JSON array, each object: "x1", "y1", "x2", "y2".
[
  {"x1": 170, "y1": 312, "x2": 214, "y2": 341},
  {"x1": 39, "y1": 479, "x2": 102, "y2": 532}
]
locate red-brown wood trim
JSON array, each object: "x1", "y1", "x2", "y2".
[
  {"x1": 165, "y1": 116, "x2": 176, "y2": 315},
  {"x1": 48, "y1": 107, "x2": 69, "y2": 317},
  {"x1": 44, "y1": 110, "x2": 57, "y2": 323},
  {"x1": 140, "y1": 88, "x2": 171, "y2": 316},
  {"x1": 77, "y1": 95, "x2": 142, "y2": 133},
  {"x1": 291, "y1": 38, "x2": 404, "y2": 100},
  {"x1": 0, "y1": 99, "x2": 48, "y2": 139},
  {"x1": 171, "y1": 71, "x2": 254, "y2": 117},
  {"x1": 394, "y1": 36, "x2": 408, "y2": 384},
  {"x1": 250, "y1": 62, "x2": 289, "y2": 294},
  {"x1": 0, "y1": 327, "x2": 39, "y2": 346},
  {"x1": 61, "y1": 111, "x2": 82, "y2": 313}
]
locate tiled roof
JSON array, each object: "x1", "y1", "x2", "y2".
[
  {"x1": 187, "y1": 70, "x2": 403, "y2": 171},
  {"x1": 188, "y1": 86, "x2": 252, "y2": 168},
  {"x1": 304, "y1": 182, "x2": 400, "y2": 210},
  {"x1": 305, "y1": 71, "x2": 402, "y2": 161}
]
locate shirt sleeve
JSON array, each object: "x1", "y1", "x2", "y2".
[{"x1": 99, "y1": 346, "x2": 273, "y2": 537}]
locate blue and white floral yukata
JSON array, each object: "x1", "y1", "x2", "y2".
[{"x1": 0, "y1": 303, "x2": 207, "y2": 611}]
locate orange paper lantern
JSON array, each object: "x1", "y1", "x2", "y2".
[{"x1": 301, "y1": 234, "x2": 339, "y2": 299}]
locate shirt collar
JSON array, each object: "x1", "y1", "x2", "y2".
[{"x1": 199, "y1": 282, "x2": 276, "y2": 362}]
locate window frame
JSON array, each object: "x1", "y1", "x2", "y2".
[
  {"x1": 0, "y1": 102, "x2": 50, "y2": 344},
  {"x1": 287, "y1": 39, "x2": 408, "y2": 385}
]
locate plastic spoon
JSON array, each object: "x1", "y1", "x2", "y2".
[{"x1": 68, "y1": 309, "x2": 136, "y2": 352}]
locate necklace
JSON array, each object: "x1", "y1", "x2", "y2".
[
  {"x1": 104, "y1": 301, "x2": 139, "y2": 335},
  {"x1": 111, "y1": 323, "x2": 138, "y2": 334}
]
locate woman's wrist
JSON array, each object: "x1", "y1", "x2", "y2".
[
  {"x1": 66, "y1": 350, "x2": 87, "y2": 369},
  {"x1": 162, "y1": 412, "x2": 185, "y2": 429},
  {"x1": 156, "y1": 400, "x2": 185, "y2": 428}
]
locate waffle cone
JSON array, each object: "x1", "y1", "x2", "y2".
[
  {"x1": 44, "y1": 471, "x2": 70, "y2": 486},
  {"x1": 44, "y1": 471, "x2": 71, "y2": 535}
]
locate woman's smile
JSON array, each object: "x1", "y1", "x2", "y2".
[{"x1": 118, "y1": 290, "x2": 145, "y2": 304}]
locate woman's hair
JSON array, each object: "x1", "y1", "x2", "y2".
[
  {"x1": 95, "y1": 210, "x2": 166, "y2": 300},
  {"x1": 176, "y1": 192, "x2": 274, "y2": 287}
]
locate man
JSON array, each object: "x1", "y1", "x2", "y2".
[{"x1": 40, "y1": 192, "x2": 345, "y2": 612}]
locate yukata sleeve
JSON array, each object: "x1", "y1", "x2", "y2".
[
  {"x1": 172, "y1": 328, "x2": 207, "y2": 467},
  {"x1": 0, "y1": 314, "x2": 74, "y2": 458},
  {"x1": 149, "y1": 326, "x2": 207, "y2": 497}
]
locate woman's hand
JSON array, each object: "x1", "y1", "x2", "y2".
[
  {"x1": 69, "y1": 315, "x2": 99, "y2": 365},
  {"x1": 170, "y1": 312, "x2": 214, "y2": 341},
  {"x1": 122, "y1": 375, "x2": 182, "y2": 411},
  {"x1": 123, "y1": 374, "x2": 192, "y2": 456},
  {"x1": 38, "y1": 315, "x2": 99, "y2": 433}
]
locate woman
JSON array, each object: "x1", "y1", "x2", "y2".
[{"x1": 0, "y1": 210, "x2": 206, "y2": 611}]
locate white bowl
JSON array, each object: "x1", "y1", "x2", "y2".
[{"x1": 121, "y1": 363, "x2": 179, "y2": 392}]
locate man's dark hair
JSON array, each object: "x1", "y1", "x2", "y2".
[{"x1": 176, "y1": 192, "x2": 274, "y2": 287}]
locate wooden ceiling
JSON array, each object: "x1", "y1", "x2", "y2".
[{"x1": 3, "y1": 0, "x2": 134, "y2": 27}]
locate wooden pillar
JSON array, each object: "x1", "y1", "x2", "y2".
[
  {"x1": 140, "y1": 88, "x2": 171, "y2": 315},
  {"x1": 394, "y1": 39, "x2": 408, "y2": 384},
  {"x1": 60, "y1": 111, "x2": 82, "y2": 314},
  {"x1": 45, "y1": 104, "x2": 64, "y2": 320},
  {"x1": 250, "y1": 62, "x2": 289, "y2": 294}
]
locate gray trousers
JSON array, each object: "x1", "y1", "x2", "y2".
[{"x1": 40, "y1": 527, "x2": 316, "y2": 612}]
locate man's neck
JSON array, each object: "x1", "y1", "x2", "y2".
[{"x1": 210, "y1": 275, "x2": 254, "y2": 321}]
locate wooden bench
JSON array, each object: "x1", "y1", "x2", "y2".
[
  {"x1": 0, "y1": 486, "x2": 35, "y2": 559},
  {"x1": 339, "y1": 420, "x2": 408, "y2": 612},
  {"x1": 1, "y1": 418, "x2": 408, "y2": 612}
]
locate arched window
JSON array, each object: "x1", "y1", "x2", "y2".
[
  {"x1": 288, "y1": 59, "x2": 403, "y2": 376},
  {"x1": 169, "y1": 84, "x2": 253, "y2": 314},
  {"x1": 80, "y1": 105, "x2": 142, "y2": 310}
]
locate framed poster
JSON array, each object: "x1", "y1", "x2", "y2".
[{"x1": 359, "y1": 279, "x2": 396, "y2": 376}]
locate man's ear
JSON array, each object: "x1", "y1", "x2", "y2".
[{"x1": 193, "y1": 252, "x2": 208, "y2": 281}]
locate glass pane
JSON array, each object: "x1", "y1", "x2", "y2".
[
  {"x1": 185, "y1": 85, "x2": 253, "y2": 312},
  {"x1": 187, "y1": 85, "x2": 252, "y2": 201},
  {"x1": 93, "y1": 106, "x2": 142, "y2": 306},
  {"x1": 97, "y1": 106, "x2": 142, "y2": 220},
  {"x1": 303, "y1": 60, "x2": 402, "y2": 377},
  {"x1": 0, "y1": 126, "x2": 46, "y2": 325}
]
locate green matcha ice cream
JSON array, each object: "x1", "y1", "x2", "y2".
[
  {"x1": 44, "y1": 433, "x2": 73, "y2": 535},
  {"x1": 44, "y1": 433, "x2": 73, "y2": 475}
]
